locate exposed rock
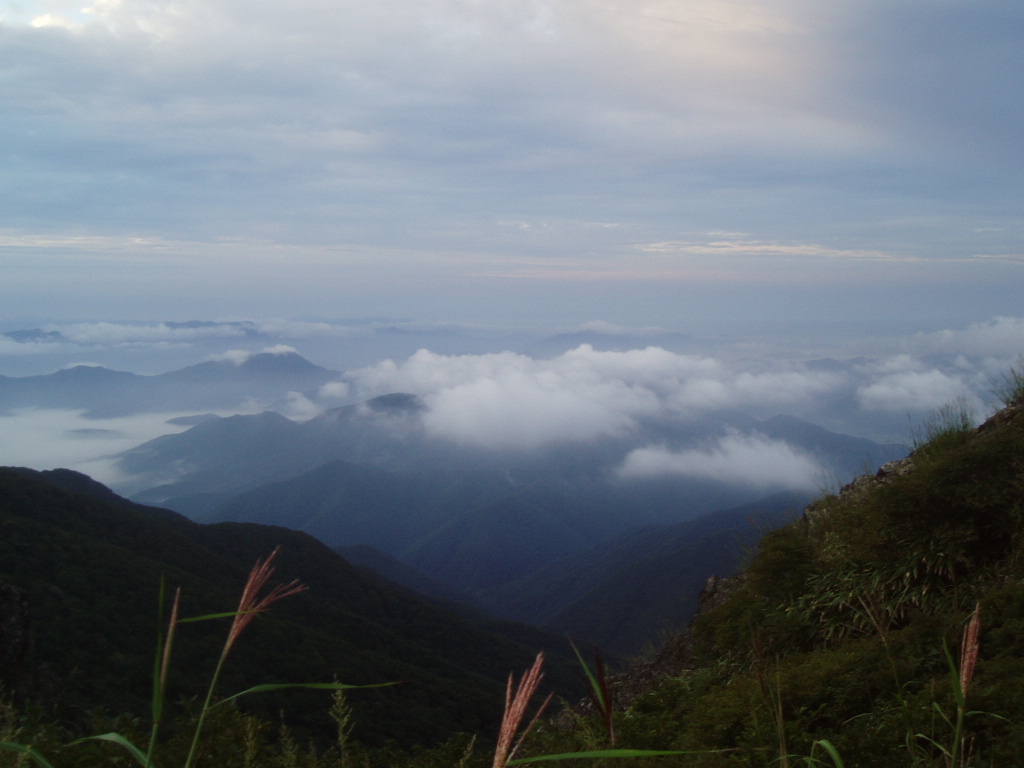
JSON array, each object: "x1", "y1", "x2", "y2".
[
  {"x1": 803, "y1": 453, "x2": 916, "y2": 526},
  {"x1": 978, "y1": 398, "x2": 1024, "y2": 434}
]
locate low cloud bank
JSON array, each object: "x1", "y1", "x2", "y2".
[
  {"x1": 857, "y1": 370, "x2": 986, "y2": 415},
  {"x1": 909, "y1": 317, "x2": 1024, "y2": 358},
  {"x1": 336, "y1": 321, "x2": 1022, "y2": 449},
  {"x1": 0, "y1": 408, "x2": 194, "y2": 486},
  {"x1": 344, "y1": 345, "x2": 831, "y2": 449},
  {"x1": 1, "y1": 317, "x2": 1021, "y2": 472},
  {"x1": 618, "y1": 433, "x2": 825, "y2": 491},
  {"x1": 209, "y1": 345, "x2": 299, "y2": 365}
]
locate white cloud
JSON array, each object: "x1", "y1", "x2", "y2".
[
  {"x1": 0, "y1": 336, "x2": 66, "y2": 355},
  {"x1": 420, "y1": 370, "x2": 655, "y2": 449},
  {"x1": 618, "y1": 433, "x2": 824, "y2": 490},
  {"x1": 30, "y1": 13, "x2": 83, "y2": 30},
  {"x1": 342, "y1": 345, "x2": 847, "y2": 449},
  {"x1": 663, "y1": 369, "x2": 845, "y2": 414},
  {"x1": 318, "y1": 381, "x2": 350, "y2": 400},
  {"x1": 251, "y1": 319, "x2": 365, "y2": 338},
  {"x1": 56, "y1": 322, "x2": 250, "y2": 344},
  {"x1": 908, "y1": 317, "x2": 1024, "y2": 358},
  {"x1": 208, "y1": 344, "x2": 297, "y2": 365},
  {"x1": 857, "y1": 370, "x2": 985, "y2": 414},
  {"x1": 209, "y1": 349, "x2": 253, "y2": 366},
  {"x1": 280, "y1": 391, "x2": 321, "y2": 421},
  {"x1": 0, "y1": 408, "x2": 193, "y2": 486},
  {"x1": 574, "y1": 320, "x2": 664, "y2": 335},
  {"x1": 260, "y1": 344, "x2": 298, "y2": 355},
  {"x1": 636, "y1": 239, "x2": 908, "y2": 262}
]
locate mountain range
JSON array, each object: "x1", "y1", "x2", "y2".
[
  {"x1": 0, "y1": 350, "x2": 338, "y2": 417},
  {"x1": 1, "y1": 350, "x2": 909, "y2": 656},
  {"x1": 108, "y1": 385, "x2": 904, "y2": 653}
]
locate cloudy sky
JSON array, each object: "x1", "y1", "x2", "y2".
[{"x1": 1, "y1": 0, "x2": 1022, "y2": 330}]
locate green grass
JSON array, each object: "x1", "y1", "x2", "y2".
[
  {"x1": 1, "y1": 550, "x2": 390, "y2": 768},
  {"x1": 992, "y1": 358, "x2": 1024, "y2": 408},
  {"x1": 910, "y1": 397, "x2": 976, "y2": 453}
]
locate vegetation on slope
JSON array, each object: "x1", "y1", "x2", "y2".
[
  {"x1": 0, "y1": 467, "x2": 582, "y2": 757},
  {"x1": 520, "y1": 381, "x2": 1024, "y2": 766}
]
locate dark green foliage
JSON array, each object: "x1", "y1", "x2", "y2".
[{"x1": 0, "y1": 467, "x2": 582, "y2": 754}]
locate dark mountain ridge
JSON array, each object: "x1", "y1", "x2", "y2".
[
  {"x1": 479, "y1": 490, "x2": 811, "y2": 656},
  {"x1": 0, "y1": 351, "x2": 339, "y2": 417},
  {"x1": 0, "y1": 467, "x2": 582, "y2": 748}
]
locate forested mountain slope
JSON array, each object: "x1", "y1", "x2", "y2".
[{"x1": 0, "y1": 467, "x2": 581, "y2": 749}]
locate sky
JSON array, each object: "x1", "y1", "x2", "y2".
[
  {"x1": 1, "y1": 0, "x2": 1022, "y2": 330},
  {"x1": 2, "y1": 0, "x2": 1023, "y2": 487}
]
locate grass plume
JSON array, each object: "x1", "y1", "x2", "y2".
[
  {"x1": 185, "y1": 547, "x2": 307, "y2": 767},
  {"x1": 492, "y1": 653, "x2": 553, "y2": 768}
]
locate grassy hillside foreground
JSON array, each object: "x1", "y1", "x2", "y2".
[{"x1": 519, "y1": 384, "x2": 1024, "y2": 767}]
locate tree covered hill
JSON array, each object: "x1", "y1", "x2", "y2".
[{"x1": 0, "y1": 467, "x2": 583, "y2": 749}]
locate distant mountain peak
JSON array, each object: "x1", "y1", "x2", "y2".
[
  {"x1": 238, "y1": 349, "x2": 330, "y2": 372},
  {"x1": 365, "y1": 392, "x2": 424, "y2": 413},
  {"x1": 3, "y1": 328, "x2": 65, "y2": 343}
]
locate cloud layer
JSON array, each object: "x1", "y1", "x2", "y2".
[
  {"x1": 618, "y1": 434, "x2": 825, "y2": 490},
  {"x1": 1, "y1": 316, "x2": 1021, "y2": 482},
  {"x1": 1, "y1": 0, "x2": 1022, "y2": 323},
  {"x1": 337, "y1": 328, "x2": 1021, "y2": 449}
]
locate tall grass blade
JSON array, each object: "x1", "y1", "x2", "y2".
[
  {"x1": 0, "y1": 742, "x2": 58, "y2": 768},
  {"x1": 177, "y1": 610, "x2": 260, "y2": 623},
  {"x1": 810, "y1": 739, "x2": 845, "y2": 768},
  {"x1": 508, "y1": 748, "x2": 732, "y2": 764},
  {"x1": 147, "y1": 584, "x2": 181, "y2": 765},
  {"x1": 74, "y1": 732, "x2": 153, "y2": 766},
  {"x1": 151, "y1": 577, "x2": 168, "y2": 724},
  {"x1": 959, "y1": 604, "x2": 981, "y2": 700},
  {"x1": 184, "y1": 547, "x2": 307, "y2": 768},
  {"x1": 214, "y1": 681, "x2": 398, "y2": 707},
  {"x1": 568, "y1": 640, "x2": 615, "y2": 747}
]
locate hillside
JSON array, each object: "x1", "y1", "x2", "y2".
[
  {"x1": 519, "y1": 385, "x2": 1024, "y2": 766},
  {"x1": 479, "y1": 491, "x2": 810, "y2": 656},
  {"x1": 0, "y1": 467, "x2": 583, "y2": 749}
]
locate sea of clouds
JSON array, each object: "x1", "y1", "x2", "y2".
[{"x1": 1, "y1": 316, "x2": 1021, "y2": 491}]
